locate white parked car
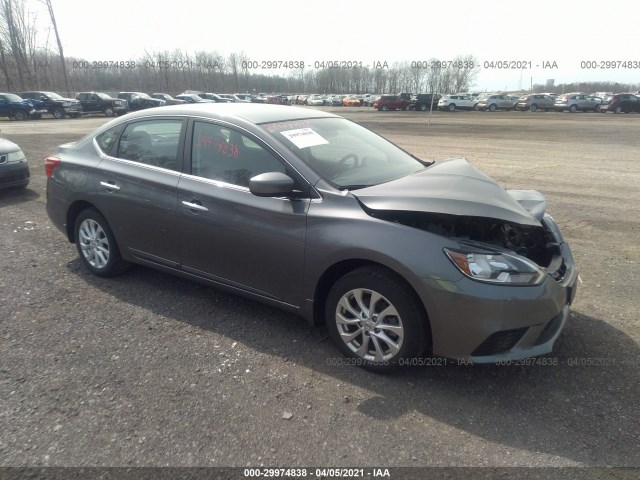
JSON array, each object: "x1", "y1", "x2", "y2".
[
  {"x1": 306, "y1": 94, "x2": 325, "y2": 106},
  {"x1": 438, "y1": 95, "x2": 478, "y2": 112}
]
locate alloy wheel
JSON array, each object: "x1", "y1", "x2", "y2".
[
  {"x1": 78, "y1": 219, "x2": 110, "y2": 269},
  {"x1": 334, "y1": 288, "x2": 404, "y2": 362}
]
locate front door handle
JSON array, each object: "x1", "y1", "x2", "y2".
[
  {"x1": 181, "y1": 200, "x2": 209, "y2": 212},
  {"x1": 99, "y1": 181, "x2": 120, "y2": 191}
]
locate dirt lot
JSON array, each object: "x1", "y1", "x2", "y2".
[{"x1": 1, "y1": 109, "x2": 639, "y2": 472}]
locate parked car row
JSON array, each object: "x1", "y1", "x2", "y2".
[
  {"x1": 371, "y1": 91, "x2": 640, "y2": 114},
  {"x1": 3, "y1": 88, "x2": 638, "y2": 120},
  {"x1": 0, "y1": 90, "x2": 271, "y2": 120},
  {"x1": 269, "y1": 94, "x2": 380, "y2": 107}
]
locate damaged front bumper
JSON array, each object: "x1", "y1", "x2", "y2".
[{"x1": 415, "y1": 215, "x2": 578, "y2": 363}]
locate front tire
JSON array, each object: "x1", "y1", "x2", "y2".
[
  {"x1": 325, "y1": 267, "x2": 429, "y2": 372},
  {"x1": 53, "y1": 108, "x2": 65, "y2": 119},
  {"x1": 75, "y1": 209, "x2": 129, "y2": 277},
  {"x1": 104, "y1": 107, "x2": 115, "y2": 117},
  {"x1": 12, "y1": 110, "x2": 28, "y2": 121}
]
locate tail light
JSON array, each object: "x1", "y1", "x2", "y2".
[{"x1": 45, "y1": 156, "x2": 61, "y2": 177}]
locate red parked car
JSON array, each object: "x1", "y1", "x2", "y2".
[{"x1": 373, "y1": 95, "x2": 412, "y2": 111}]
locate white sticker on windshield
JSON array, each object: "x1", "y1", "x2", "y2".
[{"x1": 280, "y1": 128, "x2": 329, "y2": 149}]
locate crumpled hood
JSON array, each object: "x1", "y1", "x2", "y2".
[{"x1": 353, "y1": 158, "x2": 543, "y2": 227}]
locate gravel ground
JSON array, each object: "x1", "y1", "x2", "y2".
[{"x1": 1, "y1": 109, "x2": 639, "y2": 473}]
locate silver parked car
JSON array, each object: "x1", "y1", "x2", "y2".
[
  {"x1": 554, "y1": 93, "x2": 601, "y2": 112},
  {"x1": 476, "y1": 94, "x2": 516, "y2": 111},
  {"x1": 45, "y1": 104, "x2": 578, "y2": 371},
  {"x1": 515, "y1": 94, "x2": 556, "y2": 112}
]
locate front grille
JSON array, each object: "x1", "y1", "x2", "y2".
[
  {"x1": 551, "y1": 259, "x2": 568, "y2": 281},
  {"x1": 534, "y1": 312, "x2": 564, "y2": 345},
  {"x1": 471, "y1": 327, "x2": 529, "y2": 357}
]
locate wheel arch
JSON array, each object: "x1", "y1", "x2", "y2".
[
  {"x1": 65, "y1": 200, "x2": 106, "y2": 243},
  {"x1": 311, "y1": 259, "x2": 432, "y2": 349}
]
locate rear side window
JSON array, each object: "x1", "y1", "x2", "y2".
[
  {"x1": 116, "y1": 119, "x2": 184, "y2": 171},
  {"x1": 95, "y1": 125, "x2": 123, "y2": 154}
]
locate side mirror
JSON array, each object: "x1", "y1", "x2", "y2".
[{"x1": 249, "y1": 172, "x2": 294, "y2": 197}]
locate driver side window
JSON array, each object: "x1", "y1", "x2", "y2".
[{"x1": 190, "y1": 121, "x2": 286, "y2": 188}]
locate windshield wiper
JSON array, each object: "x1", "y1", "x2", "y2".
[{"x1": 411, "y1": 154, "x2": 435, "y2": 166}]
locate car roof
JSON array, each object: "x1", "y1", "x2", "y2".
[{"x1": 109, "y1": 103, "x2": 339, "y2": 125}]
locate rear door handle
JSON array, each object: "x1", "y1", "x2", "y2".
[
  {"x1": 99, "y1": 181, "x2": 120, "y2": 191},
  {"x1": 181, "y1": 200, "x2": 209, "y2": 212}
]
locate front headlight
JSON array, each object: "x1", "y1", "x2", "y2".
[
  {"x1": 6, "y1": 151, "x2": 27, "y2": 163},
  {"x1": 444, "y1": 248, "x2": 546, "y2": 286}
]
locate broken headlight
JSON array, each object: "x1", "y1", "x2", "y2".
[{"x1": 444, "y1": 248, "x2": 546, "y2": 286}]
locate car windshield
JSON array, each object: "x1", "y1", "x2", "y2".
[
  {"x1": 139, "y1": 93, "x2": 151, "y2": 99},
  {"x1": 43, "y1": 91, "x2": 63, "y2": 100},
  {"x1": 262, "y1": 117, "x2": 428, "y2": 189},
  {"x1": 96, "y1": 93, "x2": 111, "y2": 99}
]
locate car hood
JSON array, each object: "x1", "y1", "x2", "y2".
[
  {"x1": 0, "y1": 137, "x2": 21, "y2": 153},
  {"x1": 352, "y1": 158, "x2": 543, "y2": 226}
]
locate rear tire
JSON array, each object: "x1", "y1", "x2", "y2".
[
  {"x1": 530, "y1": 104, "x2": 537, "y2": 112},
  {"x1": 74, "y1": 209, "x2": 129, "y2": 277},
  {"x1": 569, "y1": 105, "x2": 577, "y2": 113},
  {"x1": 325, "y1": 266, "x2": 429, "y2": 372},
  {"x1": 380, "y1": 105, "x2": 389, "y2": 111},
  {"x1": 448, "y1": 104, "x2": 456, "y2": 112},
  {"x1": 488, "y1": 104, "x2": 497, "y2": 112}
]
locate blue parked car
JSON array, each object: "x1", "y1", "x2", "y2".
[{"x1": 0, "y1": 93, "x2": 44, "y2": 120}]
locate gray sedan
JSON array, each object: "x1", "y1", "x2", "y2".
[
  {"x1": 0, "y1": 137, "x2": 30, "y2": 189},
  {"x1": 45, "y1": 104, "x2": 578, "y2": 371}
]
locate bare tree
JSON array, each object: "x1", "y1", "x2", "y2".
[
  {"x1": 0, "y1": 0, "x2": 36, "y2": 89},
  {"x1": 42, "y1": 0, "x2": 71, "y2": 92}
]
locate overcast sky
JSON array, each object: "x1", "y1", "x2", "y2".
[{"x1": 25, "y1": 0, "x2": 638, "y2": 91}]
